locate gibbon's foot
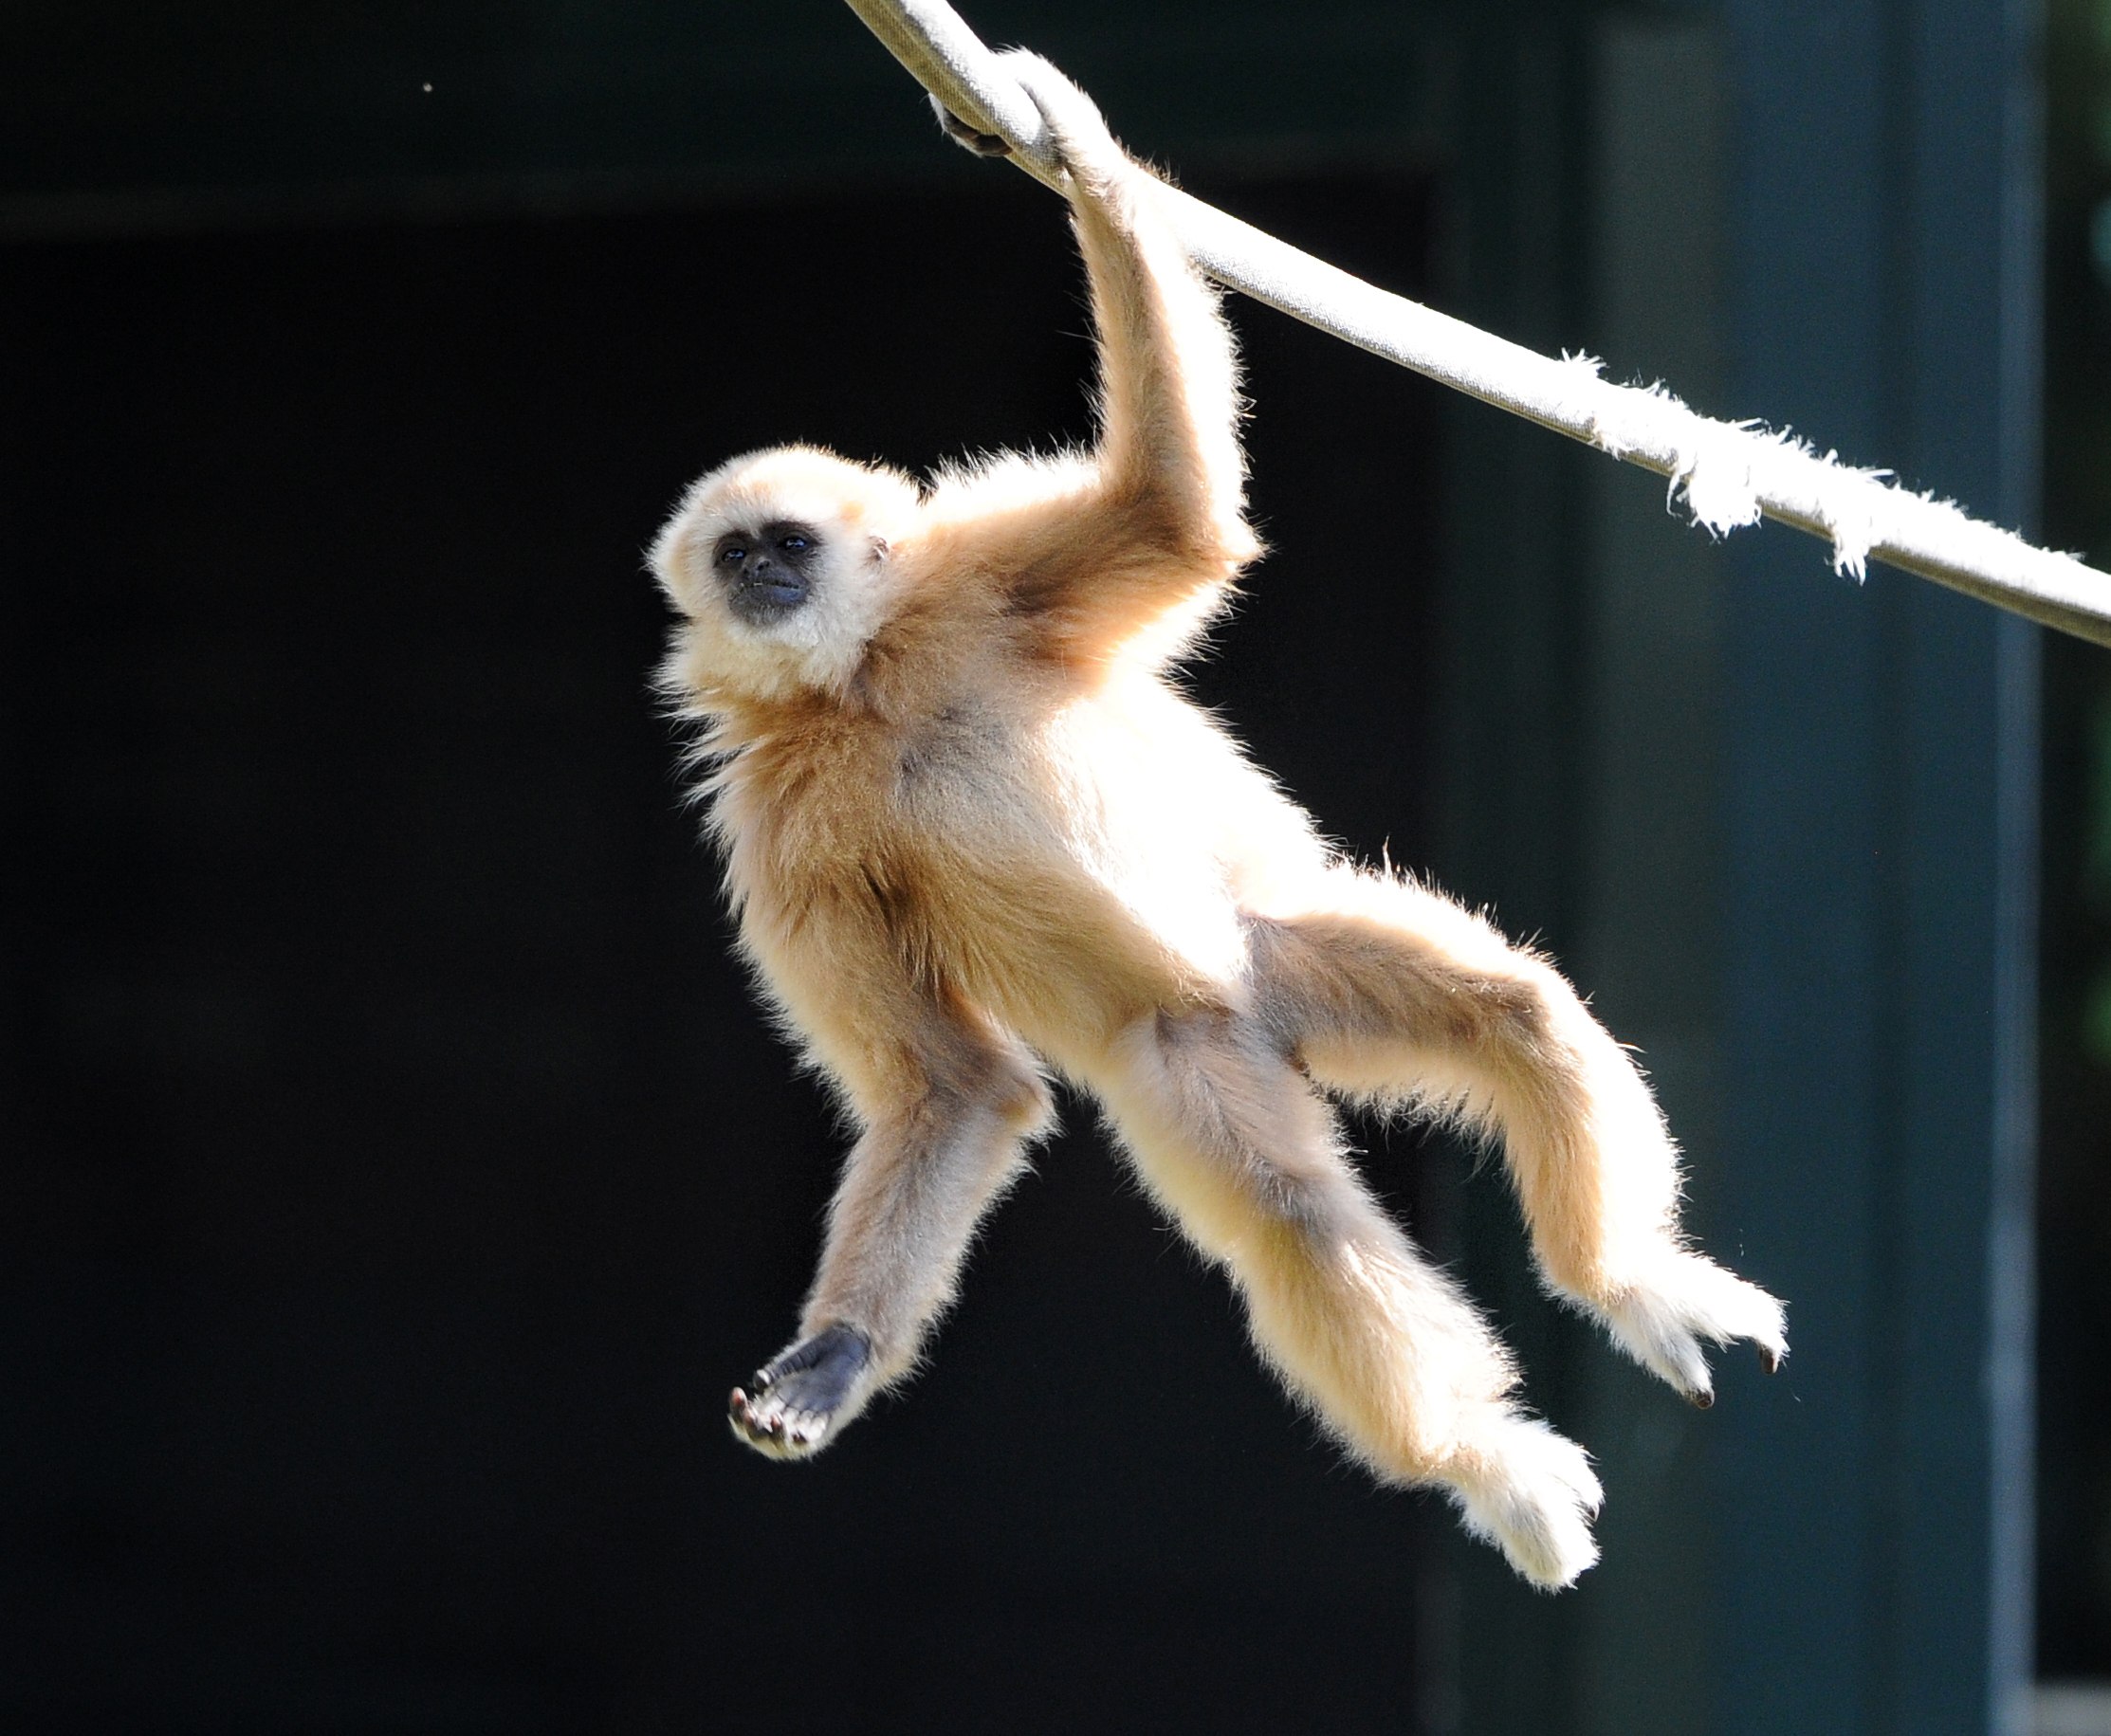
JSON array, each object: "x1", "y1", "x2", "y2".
[
  {"x1": 1451, "y1": 1416, "x2": 1606, "y2": 1592},
  {"x1": 929, "y1": 97, "x2": 1012, "y2": 157},
  {"x1": 1592, "y1": 1250, "x2": 1789, "y2": 1409},
  {"x1": 728, "y1": 1324, "x2": 872, "y2": 1460}
]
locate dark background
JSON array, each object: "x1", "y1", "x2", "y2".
[
  {"x1": 2036, "y1": 0, "x2": 2111, "y2": 1685},
  {"x1": 0, "y1": 175, "x2": 1459, "y2": 1731}
]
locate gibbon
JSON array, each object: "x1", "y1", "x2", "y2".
[{"x1": 651, "y1": 51, "x2": 1785, "y2": 1589}]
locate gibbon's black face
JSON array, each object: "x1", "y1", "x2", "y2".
[{"x1": 713, "y1": 521, "x2": 824, "y2": 625}]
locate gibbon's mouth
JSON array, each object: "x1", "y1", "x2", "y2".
[{"x1": 727, "y1": 572, "x2": 812, "y2": 619}]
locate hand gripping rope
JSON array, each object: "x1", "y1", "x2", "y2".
[{"x1": 844, "y1": 0, "x2": 2111, "y2": 649}]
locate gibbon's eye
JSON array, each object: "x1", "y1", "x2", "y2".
[
  {"x1": 778, "y1": 534, "x2": 811, "y2": 555},
  {"x1": 719, "y1": 545, "x2": 747, "y2": 566}
]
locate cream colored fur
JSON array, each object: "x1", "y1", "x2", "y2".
[{"x1": 653, "y1": 52, "x2": 1784, "y2": 1590}]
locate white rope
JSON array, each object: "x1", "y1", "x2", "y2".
[{"x1": 843, "y1": 0, "x2": 2111, "y2": 649}]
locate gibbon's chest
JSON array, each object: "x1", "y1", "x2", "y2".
[
  {"x1": 719, "y1": 680, "x2": 1278, "y2": 1008},
  {"x1": 724, "y1": 697, "x2": 1062, "y2": 902}
]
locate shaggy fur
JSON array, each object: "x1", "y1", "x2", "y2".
[{"x1": 652, "y1": 52, "x2": 1785, "y2": 1590}]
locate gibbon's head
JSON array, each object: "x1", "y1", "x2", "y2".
[{"x1": 652, "y1": 445, "x2": 922, "y2": 704}]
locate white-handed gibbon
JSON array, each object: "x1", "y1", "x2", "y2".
[{"x1": 651, "y1": 51, "x2": 1785, "y2": 1590}]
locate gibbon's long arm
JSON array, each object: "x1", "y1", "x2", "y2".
[
  {"x1": 725, "y1": 919, "x2": 1052, "y2": 1453},
  {"x1": 1051, "y1": 94, "x2": 1253, "y2": 562},
  {"x1": 849, "y1": 0, "x2": 2111, "y2": 649},
  {"x1": 922, "y1": 57, "x2": 1257, "y2": 662}
]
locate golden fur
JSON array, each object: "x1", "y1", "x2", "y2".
[{"x1": 652, "y1": 52, "x2": 1785, "y2": 1590}]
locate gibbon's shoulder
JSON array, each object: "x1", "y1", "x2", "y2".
[{"x1": 915, "y1": 448, "x2": 1103, "y2": 539}]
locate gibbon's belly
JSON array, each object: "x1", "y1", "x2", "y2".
[{"x1": 881, "y1": 682, "x2": 1322, "y2": 1033}]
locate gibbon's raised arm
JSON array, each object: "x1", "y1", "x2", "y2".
[
  {"x1": 1047, "y1": 79, "x2": 1252, "y2": 558},
  {"x1": 928, "y1": 55, "x2": 1259, "y2": 659}
]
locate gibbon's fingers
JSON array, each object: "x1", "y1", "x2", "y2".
[
  {"x1": 928, "y1": 93, "x2": 1011, "y2": 156},
  {"x1": 727, "y1": 1325, "x2": 873, "y2": 1460}
]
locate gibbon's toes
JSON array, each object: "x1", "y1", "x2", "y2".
[
  {"x1": 725, "y1": 1324, "x2": 872, "y2": 1463},
  {"x1": 1595, "y1": 1251, "x2": 1789, "y2": 1406},
  {"x1": 1451, "y1": 1417, "x2": 1605, "y2": 1592}
]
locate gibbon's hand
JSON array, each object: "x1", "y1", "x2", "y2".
[
  {"x1": 990, "y1": 51, "x2": 1129, "y2": 190},
  {"x1": 927, "y1": 52, "x2": 1134, "y2": 195},
  {"x1": 726, "y1": 1324, "x2": 872, "y2": 1459}
]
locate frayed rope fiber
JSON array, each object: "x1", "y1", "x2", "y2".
[{"x1": 844, "y1": 0, "x2": 2111, "y2": 649}]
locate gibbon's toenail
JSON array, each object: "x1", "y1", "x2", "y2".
[
  {"x1": 1690, "y1": 1390, "x2": 1715, "y2": 1410},
  {"x1": 1760, "y1": 1347, "x2": 1782, "y2": 1375}
]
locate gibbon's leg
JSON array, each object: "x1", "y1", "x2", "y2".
[
  {"x1": 729, "y1": 1019, "x2": 1052, "y2": 1459},
  {"x1": 1246, "y1": 871, "x2": 1788, "y2": 1406},
  {"x1": 1091, "y1": 1009, "x2": 1606, "y2": 1590}
]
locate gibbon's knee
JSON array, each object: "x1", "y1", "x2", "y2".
[
  {"x1": 987, "y1": 1051, "x2": 1058, "y2": 1141},
  {"x1": 904, "y1": 1013, "x2": 1056, "y2": 1141},
  {"x1": 925, "y1": 1043, "x2": 1055, "y2": 1151}
]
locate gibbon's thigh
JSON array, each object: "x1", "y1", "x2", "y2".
[{"x1": 1245, "y1": 870, "x2": 1569, "y2": 1098}]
